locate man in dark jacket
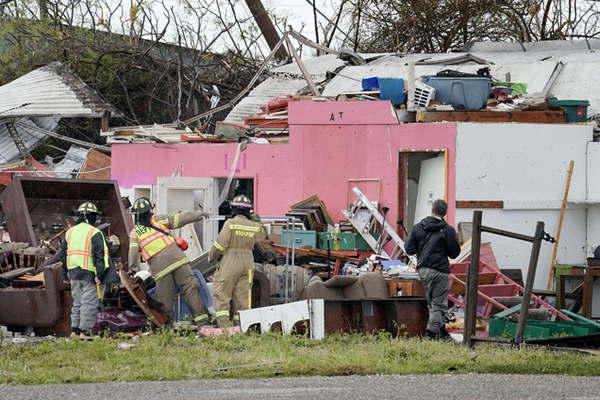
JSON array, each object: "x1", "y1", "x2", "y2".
[{"x1": 405, "y1": 199, "x2": 461, "y2": 339}]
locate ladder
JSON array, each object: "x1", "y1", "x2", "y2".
[
  {"x1": 5, "y1": 120, "x2": 30, "y2": 159},
  {"x1": 342, "y1": 187, "x2": 417, "y2": 266}
]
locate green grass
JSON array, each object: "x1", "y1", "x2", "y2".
[{"x1": 1, "y1": 332, "x2": 599, "y2": 384}]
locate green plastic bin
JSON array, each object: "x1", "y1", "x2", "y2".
[
  {"x1": 548, "y1": 99, "x2": 590, "y2": 122},
  {"x1": 280, "y1": 230, "x2": 317, "y2": 249},
  {"x1": 317, "y1": 232, "x2": 371, "y2": 251},
  {"x1": 489, "y1": 317, "x2": 600, "y2": 340}
]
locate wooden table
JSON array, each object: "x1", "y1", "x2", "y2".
[
  {"x1": 270, "y1": 243, "x2": 372, "y2": 275},
  {"x1": 556, "y1": 264, "x2": 600, "y2": 318}
]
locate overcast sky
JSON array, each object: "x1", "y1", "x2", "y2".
[{"x1": 264, "y1": 0, "x2": 338, "y2": 56}]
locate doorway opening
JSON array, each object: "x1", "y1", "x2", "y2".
[
  {"x1": 398, "y1": 150, "x2": 447, "y2": 237},
  {"x1": 216, "y1": 178, "x2": 254, "y2": 231}
]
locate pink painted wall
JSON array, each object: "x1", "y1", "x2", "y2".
[{"x1": 112, "y1": 101, "x2": 457, "y2": 226}]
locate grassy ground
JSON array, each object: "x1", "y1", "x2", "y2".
[{"x1": 1, "y1": 332, "x2": 599, "y2": 384}]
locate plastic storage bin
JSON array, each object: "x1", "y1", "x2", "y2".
[
  {"x1": 548, "y1": 99, "x2": 589, "y2": 122},
  {"x1": 281, "y1": 230, "x2": 317, "y2": 249},
  {"x1": 422, "y1": 76, "x2": 491, "y2": 110}
]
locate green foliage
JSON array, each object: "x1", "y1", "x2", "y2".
[{"x1": 0, "y1": 333, "x2": 599, "y2": 385}]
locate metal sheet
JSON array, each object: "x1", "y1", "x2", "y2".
[
  {"x1": 271, "y1": 53, "x2": 345, "y2": 81},
  {"x1": 0, "y1": 62, "x2": 120, "y2": 118},
  {"x1": 52, "y1": 146, "x2": 89, "y2": 176},
  {"x1": 0, "y1": 117, "x2": 59, "y2": 163},
  {"x1": 225, "y1": 79, "x2": 307, "y2": 122}
]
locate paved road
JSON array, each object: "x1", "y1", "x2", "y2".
[{"x1": 2, "y1": 374, "x2": 600, "y2": 400}]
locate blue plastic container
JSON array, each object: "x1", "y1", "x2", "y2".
[{"x1": 422, "y1": 76, "x2": 491, "y2": 110}]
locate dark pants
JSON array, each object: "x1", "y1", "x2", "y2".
[{"x1": 418, "y1": 267, "x2": 449, "y2": 334}]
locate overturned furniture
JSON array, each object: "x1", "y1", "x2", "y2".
[
  {"x1": 0, "y1": 263, "x2": 68, "y2": 333},
  {"x1": 239, "y1": 272, "x2": 428, "y2": 338},
  {"x1": 239, "y1": 298, "x2": 427, "y2": 339}
]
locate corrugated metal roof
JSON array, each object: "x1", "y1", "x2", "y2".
[
  {"x1": 466, "y1": 39, "x2": 600, "y2": 52},
  {"x1": 271, "y1": 54, "x2": 345, "y2": 81},
  {"x1": 225, "y1": 78, "x2": 307, "y2": 122},
  {"x1": 0, "y1": 62, "x2": 120, "y2": 118},
  {"x1": 0, "y1": 117, "x2": 59, "y2": 163},
  {"x1": 228, "y1": 39, "x2": 600, "y2": 122},
  {"x1": 323, "y1": 48, "x2": 600, "y2": 115}
]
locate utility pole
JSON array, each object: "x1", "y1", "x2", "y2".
[{"x1": 244, "y1": 0, "x2": 290, "y2": 61}]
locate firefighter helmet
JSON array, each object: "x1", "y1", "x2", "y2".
[
  {"x1": 77, "y1": 201, "x2": 99, "y2": 215},
  {"x1": 230, "y1": 194, "x2": 252, "y2": 209},
  {"x1": 131, "y1": 197, "x2": 153, "y2": 214}
]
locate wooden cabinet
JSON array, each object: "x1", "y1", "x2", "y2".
[{"x1": 387, "y1": 279, "x2": 425, "y2": 297}]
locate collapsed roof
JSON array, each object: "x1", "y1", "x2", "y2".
[
  {"x1": 0, "y1": 62, "x2": 119, "y2": 163},
  {"x1": 225, "y1": 39, "x2": 600, "y2": 121}
]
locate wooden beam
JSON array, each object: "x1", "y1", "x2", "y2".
[
  {"x1": 417, "y1": 110, "x2": 565, "y2": 123},
  {"x1": 0, "y1": 267, "x2": 34, "y2": 280},
  {"x1": 456, "y1": 200, "x2": 504, "y2": 209},
  {"x1": 547, "y1": 160, "x2": 575, "y2": 290}
]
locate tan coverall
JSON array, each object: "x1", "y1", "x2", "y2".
[
  {"x1": 129, "y1": 211, "x2": 209, "y2": 325},
  {"x1": 209, "y1": 214, "x2": 265, "y2": 326}
]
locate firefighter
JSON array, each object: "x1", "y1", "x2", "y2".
[
  {"x1": 128, "y1": 197, "x2": 211, "y2": 326},
  {"x1": 65, "y1": 201, "x2": 109, "y2": 336},
  {"x1": 209, "y1": 195, "x2": 265, "y2": 328}
]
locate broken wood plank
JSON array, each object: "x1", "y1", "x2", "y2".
[
  {"x1": 416, "y1": 110, "x2": 565, "y2": 123},
  {"x1": 456, "y1": 200, "x2": 504, "y2": 209},
  {"x1": 0, "y1": 267, "x2": 34, "y2": 280}
]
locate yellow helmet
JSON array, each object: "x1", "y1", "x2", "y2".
[
  {"x1": 77, "y1": 201, "x2": 99, "y2": 215},
  {"x1": 230, "y1": 194, "x2": 252, "y2": 209}
]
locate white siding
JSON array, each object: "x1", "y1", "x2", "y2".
[{"x1": 455, "y1": 122, "x2": 593, "y2": 289}]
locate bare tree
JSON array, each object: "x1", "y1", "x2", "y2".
[{"x1": 348, "y1": 0, "x2": 600, "y2": 54}]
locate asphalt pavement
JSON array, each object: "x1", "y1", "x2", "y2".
[{"x1": 2, "y1": 374, "x2": 600, "y2": 400}]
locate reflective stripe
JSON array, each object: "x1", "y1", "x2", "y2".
[
  {"x1": 65, "y1": 223, "x2": 108, "y2": 275},
  {"x1": 194, "y1": 314, "x2": 209, "y2": 322},
  {"x1": 129, "y1": 242, "x2": 139, "y2": 248},
  {"x1": 132, "y1": 222, "x2": 175, "y2": 261},
  {"x1": 213, "y1": 241, "x2": 226, "y2": 251},
  {"x1": 229, "y1": 224, "x2": 261, "y2": 233},
  {"x1": 154, "y1": 258, "x2": 188, "y2": 281},
  {"x1": 173, "y1": 213, "x2": 180, "y2": 228},
  {"x1": 215, "y1": 310, "x2": 230, "y2": 318}
]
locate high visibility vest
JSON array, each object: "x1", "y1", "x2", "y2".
[
  {"x1": 65, "y1": 222, "x2": 109, "y2": 275},
  {"x1": 132, "y1": 218, "x2": 175, "y2": 261}
]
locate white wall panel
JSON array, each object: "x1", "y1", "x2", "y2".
[{"x1": 456, "y1": 123, "x2": 591, "y2": 201}]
